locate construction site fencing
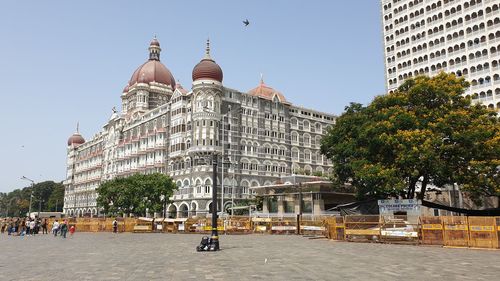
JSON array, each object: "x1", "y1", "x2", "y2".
[
  {"x1": 379, "y1": 215, "x2": 420, "y2": 245},
  {"x1": 323, "y1": 216, "x2": 345, "y2": 240},
  {"x1": 442, "y1": 216, "x2": 469, "y2": 247},
  {"x1": 420, "y1": 216, "x2": 444, "y2": 245},
  {"x1": 467, "y1": 216, "x2": 498, "y2": 249},
  {"x1": 344, "y1": 215, "x2": 381, "y2": 242},
  {"x1": 36, "y1": 215, "x2": 500, "y2": 249}
]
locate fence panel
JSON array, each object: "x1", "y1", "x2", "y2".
[
  {"x1": 468, "y1": 216, "x2": 498, "y2": 249},
  {"x1": 420, "y1": 216, "x2": 443, "y2": 245},
  {"x1": 344, "y1": 215, "x2": 380, "y2": 242},
  {"x1": 270, "y1": 218, "x2": 297, "y2": 235},
  {"x1": 225, "y1": 217, "x2": 252, "y2": 234},
  {"x1": 300, "y1": 220, "x2": 326, "y2": 236},
  {"x1": 252, "y1": 217, "x2": 272, "y2": 234},
  {"x1": 323, "y1": 216, "x2": 345, "y2": 240},
  {"x1": 380, "y1": 215, "x2": 420, "y2": 245},
  {"x1": 442, "y1": 216, "x2": 469, "y2": 247}
]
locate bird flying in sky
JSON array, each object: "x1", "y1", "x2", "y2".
[{"x1": 243, "y1": 19, "x2": 250, "y2": 26}]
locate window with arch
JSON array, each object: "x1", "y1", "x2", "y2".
[
  {"x1": 303, "y1": 134, "x2": 311, "y2": 147},
  {"x1": 303, "y1": 120, "x2": 310, "y2": 131},
  {"x1": 241, "y1": 181, "x2": 249, "y2": 194},
  {"x1": 292, "y1": 148, "x2": 299, "y2": 161},
  {"x1": 204, "y1": 179, "x2": 211, "y2": 194},
  {"x1": 291, "y1": 131, "x2": 299, "y2": 144}
]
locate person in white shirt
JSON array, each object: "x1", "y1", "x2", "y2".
[
  {"x1": 52, "y1": 220, "x2": 60, "y2": 237},
  {"x1": 29, "y1": 220, "x2": 36, "y2": 235}
]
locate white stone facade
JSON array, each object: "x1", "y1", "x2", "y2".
[
  {"x1": 63, "y1": 40, "x2": 336, "y2": 217},
  {"x1": 382, "y1": 0, "x2": 500, "y2": 108}
]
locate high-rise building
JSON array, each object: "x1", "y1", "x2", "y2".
[
  {"x1": 63, "y1": 38, "x2": 336, "y2": 218},
  {"x1": 381, "y1": 0, "x2": 500, "y2": 108}
]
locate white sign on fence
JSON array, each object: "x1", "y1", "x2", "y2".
[{"x1": 378, "y1": 199, "x2": 421, "y2": 215}]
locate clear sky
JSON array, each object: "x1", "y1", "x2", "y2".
[{"x1": 0, "y1": 0, "x2": 385, "y2": 193}]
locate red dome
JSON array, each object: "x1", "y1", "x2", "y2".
[
  {"x1": 192, "y1": 58, "x2": 223, "y2": 82},
  {"x1": 122, "y1": 84, "x2": 129, "y2": 93},
  {"x1": 128, "y1": 60, "x2": 176, "y2": 88},
  {"x1": 67, "y1": 133, "x2": 85, "y2": 146}
]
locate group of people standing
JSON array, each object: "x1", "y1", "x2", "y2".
[
  {"x1": 1, "y1": 217, "x2": 75, "y2": 238},
  {"x1": 50, "y1": 219, "x2": 75, "y2": 238},
  {"x1": 1, "y1": 217, "x2": 48, "y2": 236}
]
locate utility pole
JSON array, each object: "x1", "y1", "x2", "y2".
[
  {"x1": 211, "y1": 153, "x2": 220, "y2": 251},
  {"x1": 38, "y1": 198, "x2": 42, "y2": 218},
  {"x1": 21, "y1": 176, "x2": 35, "y2": 218}
]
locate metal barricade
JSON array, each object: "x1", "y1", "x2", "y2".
[
  {"x1": 420, "y1": 216, "x2": 443, "y2": 245},
  {"x1": 380, "y1": 215, "x2": 420, "y2": 244},
  {"x1": 344, "y1": 215, "x2": 381, "y2": 242},
  {"x1": 270, "y1": 218, "x2": 296, "y2": 235},
  {"x1": 468, "y1": 216, "x2": 498, "y2": 249},
  {"x1": 442, "y1": 216, "x2": 469, "y2": 247}
]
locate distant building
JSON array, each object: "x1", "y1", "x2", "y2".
[
  {"x1": 381, "y1": 0, "x2": 500, "y2": 108},
  {"x1": 63, "y1": 38, "x2": 336, "y2": 217}
]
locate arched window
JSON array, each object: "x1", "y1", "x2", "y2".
[
  {"x1": 303, "y1": 120, "x2": 310, "y2": 131},
  {"x1": 204, "y1": 179, "x2": 211, "y2": 194},
  {"x1": 303, "y1": 133, "x2": 311, "y2": 146}
]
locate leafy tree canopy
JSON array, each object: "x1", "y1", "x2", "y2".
[
  {"x1": 321, "y1": 73, "x2": 500, "y2": 203},
  {"x1": 0, "y1": 181, "x2": 64, "y2": 217},
  {"x1": 96, "y1": 173, "x2": 176, "y2": 216}
]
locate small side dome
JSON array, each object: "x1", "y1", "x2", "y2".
[
  {"x1": 150, "y1": 37, "x2": 160, "y2": 47},
  {"x1": 192, "y1": 39, "x2": 223, "y2": 83},
  {"x1": 67, "y1": 123, "x2": 85, "y2": 146},
  {"x1": 67, "y1": 133, "x2": 85, "y2": 146}
]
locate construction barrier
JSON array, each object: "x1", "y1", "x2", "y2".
[
  {"x1": 468, "y1": 216, "x2": 498, "y2": 249},
  {"x1": 442, "y1": 216, "x2": 469, "y2": 247},
  {"x1": 379, "y1": 215, "x2": 420, "y2": 245},
  {"x1": 252, "y1": 217, "x2": 272, "y2": 234},
  {"x1": 224, "y1": 217, "x2": 252, "y2": 234},
  {"x1": 420, "y1": 216, "x2": 444, "y2": 245},
  {"x1": 270, "y1": 218, "x2": 297, "y2": 235},
  {"x1": 31, "y1": 215, "x2": 500, "y2": 249},
  {"x1": 324, "y1": 216, "x2": 345, "y2": 240},
  {"x1": 344, "y1": 215, "x2": 381, "y2": 242}
]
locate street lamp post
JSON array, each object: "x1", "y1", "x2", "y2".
[
  {"x1": 210, "y1": 153, "x2": 220, "y2": 251},
  {"x1": 21, "y1": 176, "x2": 35, "y2": 218},
  {"x1": 38, "y1": 198, "x2": 44, "y2": 219}
]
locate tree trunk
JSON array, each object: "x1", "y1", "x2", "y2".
[
  {"x1": 407, "y1": 177, "x2": 418, "y2": 199},
  {"x1": 417, "y1": 175, "x2": 429, "y2": 200}
]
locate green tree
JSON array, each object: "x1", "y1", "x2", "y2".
[
  {"x1": 0, "y1": 181, "x2": 64, "y2": 217},
  {"x1": 96, "y1": 173, "x2": 176, "y2": 216},
  {"x1": 321, "y1": 72, "x2": 500, "y2": 203}
]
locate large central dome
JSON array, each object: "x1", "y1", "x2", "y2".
[{"x1": 127, "y1": 38, "x2": 176, "y2": 88}]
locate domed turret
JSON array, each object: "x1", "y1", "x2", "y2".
[
  {"x1": 67, "y1": 123, "x2": 85, "y2": 146},
  {"x1": 192, "y1": 39, "x2": 223, "y2": 83}
]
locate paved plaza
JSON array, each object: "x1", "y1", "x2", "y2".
[{"x1": 1, "y1": 233, "x2": 499, "y2": 281}]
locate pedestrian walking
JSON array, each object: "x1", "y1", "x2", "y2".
[
  {"x1": 60, "y1": 221, "x2": 68, "y2": 238},
  {"x1": 112, "y1": 218, "x2": 118, "y2": 233},
  {"x1": 42, "y1": 219, "x2": 48, "y2": 234},
  {"x1": 52, "y1": 220, "x2": 60, "y2": 237},
  {"x1": 29, "y1": 220, "x2": 36, "y2": 236},
  {"x1": 69, "y1": 225, "x2": 75, "y2": 238}
]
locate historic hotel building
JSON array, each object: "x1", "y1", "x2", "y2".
[
  {"x1": 381, "y1": 0, "x2": 500, "y2": 108},
  {"x1": 63, "y1": 38, "x2": 335, "y2": 217}
]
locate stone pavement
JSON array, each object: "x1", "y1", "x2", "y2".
[{"x1": 0, "y1": 233, "x2": 499, "y2": 281}]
